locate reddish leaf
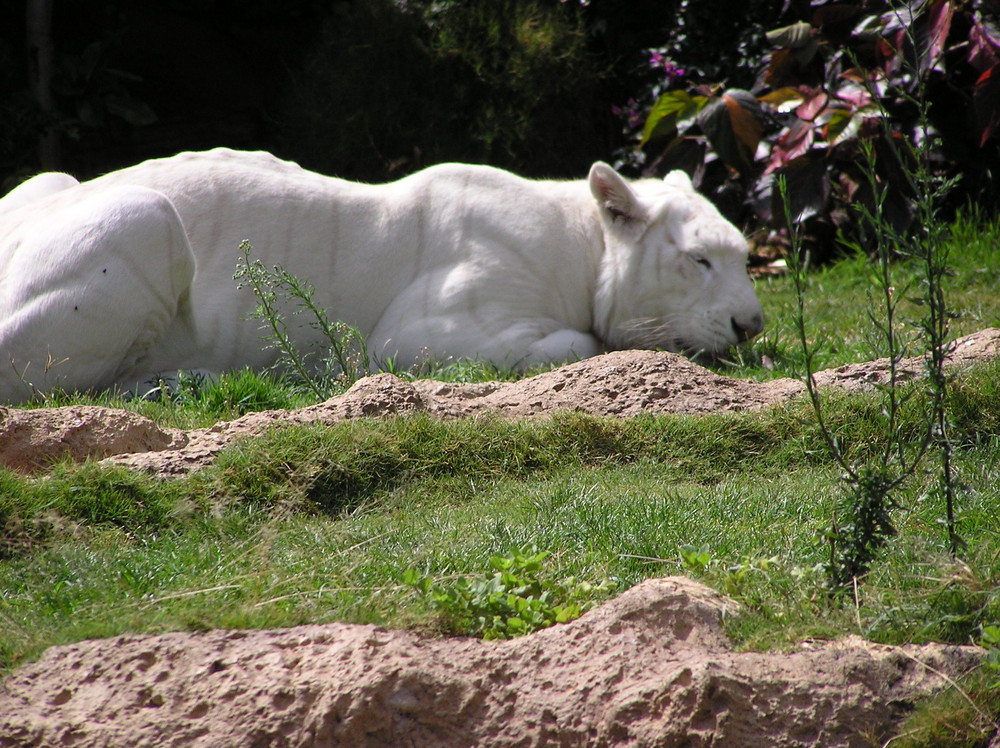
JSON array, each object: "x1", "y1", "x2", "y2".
[
  {"x1": 697, "y1": 89, "x2": 763, "y2": 174},
  {"x1": 766, "y1": 48, "x2": 800, "y2": 88},
  {"x1": 925, "y1": 0, "x2": 954, "y2": 71},
  {"x1": 645, "y1": 136, "x2": 708, "y2": 183},
  {"x1": 795, "y1": 89, "x2": 829, "y2": 121},
  {"x1": 837, "y1": 170, "x2": 862, "y2": 204},
  {"x1": 877, "y1": 30, "x2": 905, "y2": 76},
  {"x1": 724, "y1": 90, "x2": 764, "y2": 149},
  {"x1": 880, "y1": 4, "x2": 918, "y2": 35},
  {"x1": 793, "y1": 37, "x2": 821, "y2": 66},
  {"x1": 839, "y1": 67, "x2": 867, "y2": 84},
  {"x1": 767, "y1": 119, "x2": 815, "y2": 173},
  {"x1": 974, "y1": 65, "x2": 1000, "y2": 146},
  {"x1": 833, "y1": 78, "x2": 873, "y2": 109},
  {"x1": 811, "y1": 4, "x2": 863, "y2": 29},
  {"x1": 969, "y1": 14, "x2": 1000, "y2": 73}
]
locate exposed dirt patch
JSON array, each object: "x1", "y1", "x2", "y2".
[
  {"x1": 2, "y1": 330, "x2": 997, "y2": 747},
  {"x1": 0, "y1": 405, "x2": 176, "y2": 475},
  {"x1": 0, "y1": 328, "x2": 996, "y2": 477},
  {"x1": 812, "y1": 326, "x2": 1000, "y2": 391},
  {"x1": 0, "y1": 577, "x2": 983, "y2": 748}
]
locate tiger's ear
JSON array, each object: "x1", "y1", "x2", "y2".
[
  {"x1": 588, "y1": 162, "x2": 645, "y2": 224},
  {"x1": 662, "y1": 169, "x2": 694, "y2": 191}
]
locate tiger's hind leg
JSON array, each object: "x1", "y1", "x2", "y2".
[{"x1": 0, "y1": 185, "x2": 197, "y2": 403}]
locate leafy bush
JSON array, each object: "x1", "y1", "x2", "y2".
[
  {"x1": 277, "y1": 0, "x2": 609, "y2": 180},
  {"x1": 619, "y1": 0, "x2": 1000, "y2": 258},
  {"x1": 405, "y1": 547, "x2": 607, "y2": 640},
  {"x1": 647, "y1": 0, "x2": 789, "y2": 88}
]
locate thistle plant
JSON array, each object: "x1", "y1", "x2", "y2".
[
  {"x1": 778, "y1": 23, "x2": 964, "y2": 590},
  {"x1": 234, "y1": 240, "x2": 371, "y2": 399}
]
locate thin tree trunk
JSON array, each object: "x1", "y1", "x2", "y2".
[{"x1": 26, "y1": 0, "x2": 59, "y2": 170}]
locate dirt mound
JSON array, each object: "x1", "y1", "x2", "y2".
[
  {"x1": 0, "y1": 577, "x2": 982, "y2": 748},
  {"x1": 2, "y1": 328, "x2": 996, "y2": 478},
  {"x1": 0, "y1": 405, "x2": 176, "y2": 474},
  {"x1": 812, "y1": 326, "x2": 1000, "y2": 391}
]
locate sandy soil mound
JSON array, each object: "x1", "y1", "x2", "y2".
[
  {"x1": 1, "y1": 328, "x2": 996, "y2": 478},
  {"x1": 0, "y1": 405, "x2": 175, "y2": 475},
  {"x1": 0, "y1": 577, "x2": 982, "y2": 748}
]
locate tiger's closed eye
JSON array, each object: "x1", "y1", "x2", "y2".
[{"x1": 694, "y1": 257, "x2": 712, "y2": 269}]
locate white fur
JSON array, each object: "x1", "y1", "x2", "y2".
[
  {"x1": 0, "y1": 186, "x2": 196, "y2": 401},
  {"x1": 0, "y1": 172, "x2": 79, "y2": 220},
  {"x1": 0, "y1": 148, "x2": 762, "y2": 402}
]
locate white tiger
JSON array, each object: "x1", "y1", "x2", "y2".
[{"x1": 0, "y1": 148, "x2": 763, "y2": 403}]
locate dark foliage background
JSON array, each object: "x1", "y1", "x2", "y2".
[
  {"x1": 619, "y1": 0, "x2": 1000, "y2": 258},
  {"x1": 2, "y1": 0, "x2": 998, "y2": 255},
  {"x1": 0, "y1": 0, "x2": 676, "y2": 184}
]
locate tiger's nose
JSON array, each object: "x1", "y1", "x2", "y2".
[{"x1": 732, "y1": 313, "x2": 764, "y2": 343}]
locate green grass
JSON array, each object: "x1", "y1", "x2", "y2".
[
  {"x1": 3, "y1": 370, "x2": 998, "y2": 661},
  {"x1": 16, "y1": 367, "x2": 316, "y2": 430},
  {"x1": 732, "y1": 209, "x2": 1000, "y2": 380},
  {"x1": 2, "y1": 214, "x2": 1000, "y2": 744}
]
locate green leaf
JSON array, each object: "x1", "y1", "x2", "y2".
[
  {"x1": 759, "y1": 87, "x2": 806, "y2": 113},
  {"x1": 506, "y1": 617, "x2": 526, "y2": 633},
  {"x1": 820, "y1": 105, "x2": 880, "y2": 147},
  {"x1": 641, "y1": 90, "x2": 705, "y2": 147},
  {"x1": 77, "y1": 98, "x2": 105, "y2": 128},
  {"x1": 490, "y1": 554, "x2": 512, "y2": 571},
  {"x1": 766, "y1": 21, "x2": 814, "y2": 49},
  {"x1": 679, "y1": 544, "x2": 713, "y2": 570},
  {"x1": 554, "y1": 604, "x2": 581, "y2": 623},
  {"x1": 408, "y1": 547, "x2": 602, "y2": 639},
  {"x1": 982, "y1": 625, "x2": 1000, "y2": 646},
  {"x1": 401, "y1": 568, "x2": 431, "y2": 594}
]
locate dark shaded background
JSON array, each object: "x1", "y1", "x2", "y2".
[{"x1": 0, "y1": 0, "x2": 787, "y2": 189}]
